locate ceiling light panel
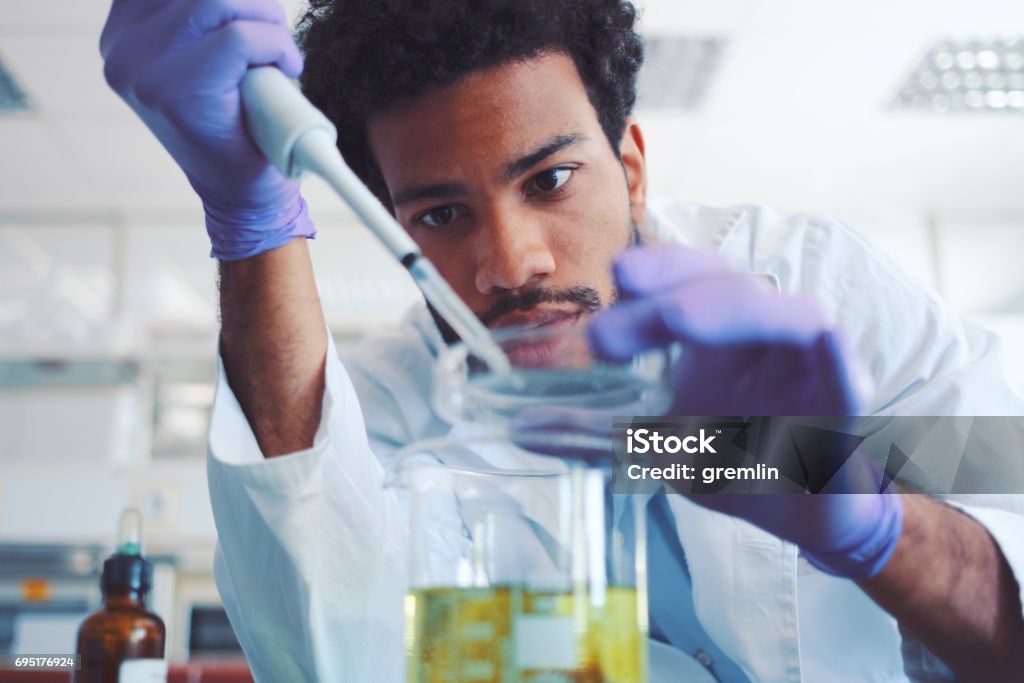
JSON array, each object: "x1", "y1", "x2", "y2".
[
  {"x1": 894, "y1": 37, "x2": 1024, "y2": 113},
  {"x1": 636, "y1": 36, "x2": 727, "y2": 111}
]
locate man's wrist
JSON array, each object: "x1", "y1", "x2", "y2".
[
  {"x1": 207, "y1": 196, "x2": 316, "y2": 262},
  {"x1": 805, "y1": 493, "x2": 905, "y2": 580}
]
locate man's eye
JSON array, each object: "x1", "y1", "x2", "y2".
[
  {"x1": 419, "y1": 205, "x2": 461, "y2": 227},
  {"x1": 530, "y1": 167, "x2": 574, "y2": 194}
]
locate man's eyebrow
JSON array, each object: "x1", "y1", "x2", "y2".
[
  {"x1": 502, "y1": 134, "x2": 586, "y2": 182},
  {"x1": 389, "y1": 134, "x2": 586, "y2": 207},
  {"x1": 391, "y1": 182, "x2": 470, "y2": 208}
]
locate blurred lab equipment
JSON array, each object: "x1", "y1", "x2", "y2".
[
  {"x1": 75, "y1": 509, "x2": 166, "y2": 683},
  {"x1": 0, "y1": 545, "x2": 104, "y2": 657}
]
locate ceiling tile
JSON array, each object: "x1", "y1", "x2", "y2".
[
  {"x1": 638, "y1": 0, "x2": 751, "y2": 34},
  {"x1": 57, "y1": 120, "x2": 199, "y2": 210},
  {"x1": 0, "y1": 120, "x2": 93, "y2": 209},
  {"x1": 1, "y1": 36, "x2": 124, "y2": 121},
  {"x1": 2, "y1": 0, "x2": 1024, "y2": 219},
  {"x1": 0, "y1": 0, "x2": 111, "y2": 34}
]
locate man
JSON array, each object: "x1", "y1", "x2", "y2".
[{"x1": 100, "y1": 0, "x2": 1024, "y2": 680}]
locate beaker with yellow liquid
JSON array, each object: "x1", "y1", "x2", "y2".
[{"x1": 390, "y1": 431, "x2": 649, "y2": 683}]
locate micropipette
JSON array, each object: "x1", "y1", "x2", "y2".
[{"x1": 240, "y1": 66, "x2": 510, "y2": 374}]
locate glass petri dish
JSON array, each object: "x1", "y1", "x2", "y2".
[{"x1": 433, "y1": 320, "x2": 673, "y2": 426}]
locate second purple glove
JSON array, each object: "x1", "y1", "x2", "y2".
[{"x1": 585, "y1": 245, "x2": 903, "y2": 580}]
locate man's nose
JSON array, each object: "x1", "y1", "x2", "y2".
[{"x1": 473, "y1": 207, "x2": 556, "y2": 294}]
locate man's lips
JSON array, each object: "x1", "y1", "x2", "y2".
[
  {"x1": 483, "y1": 309, "x2": 592, "y2": 369},
  {"x1": 489, "y1": 308, "x2": 584, "y2": 331}
]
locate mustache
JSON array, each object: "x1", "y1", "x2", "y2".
[{"x1": 479, "y1": 286, "x2": 602, "y2": 328}]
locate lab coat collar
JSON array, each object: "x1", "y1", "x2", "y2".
[{"x1": 641, "y1": 197, "x2": 747, "y2": 251}]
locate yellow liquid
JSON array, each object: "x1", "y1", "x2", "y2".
[{"x1": 406, "y1": 585, "x2": 646, "y2": 683}]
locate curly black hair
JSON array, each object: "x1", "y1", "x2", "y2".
[{"x1": 296, "y1": 0, "x2": 644, "y2": 207}]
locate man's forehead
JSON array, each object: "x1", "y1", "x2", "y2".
[{"x1": 366, "y1": 53, "x2": 603, "y2": 185}]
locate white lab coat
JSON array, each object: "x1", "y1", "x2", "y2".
[{"x1": 207, "y1": 198, "x2": 1024, "y2": 683}]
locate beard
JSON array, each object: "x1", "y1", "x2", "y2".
[{"x1": 427, "y1": 217, "x2": 641, "y2": 345}]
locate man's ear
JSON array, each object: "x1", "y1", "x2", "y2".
[{"x1": 619, "y1": 116, "x2": 647, "y2": 227}]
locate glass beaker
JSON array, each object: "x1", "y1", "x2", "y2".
[{"x1": 389, "y1": 431, "x2": 648, "y2": 683}]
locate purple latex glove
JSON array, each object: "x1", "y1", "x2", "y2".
[
  {"x1": 100, "y1": 0, "x2": 314, "y2": 260},
  {"x1": 584, "y1": 245, "x2": 903, "y2": 580}
]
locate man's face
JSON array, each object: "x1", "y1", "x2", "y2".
[{"x1": 367, "y1": 52, "x2": 647, "y2": 340}]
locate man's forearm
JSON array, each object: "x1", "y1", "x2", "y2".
[
  {"x1": 218, "y1": 238, "x2": 327, "y2": 458},
  {"x1": 859, "y1": 493, "x2": 1024, "y2": 682}
]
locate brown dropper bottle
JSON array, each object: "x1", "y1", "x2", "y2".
[{"x1": 75, "y1": 509, "x2": 166, "y2": 683}]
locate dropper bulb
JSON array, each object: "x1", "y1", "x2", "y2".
[{"x1": 116, "y1": 508, "x2": 143, "y2": 556}]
